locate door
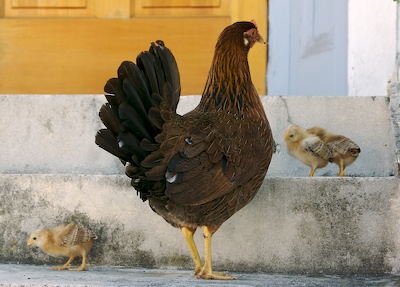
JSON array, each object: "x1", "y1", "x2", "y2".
[{"x1": 0, "y1": 0, "x2": 267, "y2": 95}]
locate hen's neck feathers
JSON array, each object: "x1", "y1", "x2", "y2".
[{"x1": 198, "y1": 25, "x2": 260, "y2": 114}]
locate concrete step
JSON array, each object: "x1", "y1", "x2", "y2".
[{"x1": 1, "y1": 174, "x2": 399, "y2": 275}]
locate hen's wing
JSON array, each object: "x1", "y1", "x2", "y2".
[
  {"x1": 302, "y1": 135, "x2": 332, "y2": 160},
  {"x1": 53, "y1": 224, "x2": 97, "y2": 246},
  {"x1": 156, "y1": 111, "x2": 272, "y2": 206}
]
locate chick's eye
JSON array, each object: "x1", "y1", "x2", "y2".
[{"x1": 33, "y1": 237, "x2": 37, "y2": 240}]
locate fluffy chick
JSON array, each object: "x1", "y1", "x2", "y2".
[
  {"x1": 283, "y1": 124, "x2": 332, "y2": 176},
  {"x1": 307, "y1": 126, "x2": 361, "y2": 176},
  {"x1": 27, "y1": 223, "x2": 97, "y2": 271}
]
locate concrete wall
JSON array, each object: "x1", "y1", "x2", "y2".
[
  {"x1": 0, "y1": 94, "x2": 399, "y2": 274},
  {"x1": 388, "y1": 83, "x2": 400, "y2": 172}
]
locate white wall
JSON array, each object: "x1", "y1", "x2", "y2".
[
  {"x1": 348, "y1": 0, "x2": 397, "y2": 96},
  {"x1": 266, "y1": 0, "x2": 291, "y2": 95},
  {"x1": 267, "y1": 0, "x2": 398, "y2": 96},
  {"x1": 268, "y1": 0, "x2": 348, "y2": 96}
]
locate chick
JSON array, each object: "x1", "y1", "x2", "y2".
[
  {"x1": 283, "y1": 124, "x2": 332, "y2": 176},
  {"x1": 307, "y1": 126, "x2": 361, "y2": 176},
  {"x1": 27, "y1": 223, "x2": 97, "y2": 271}
]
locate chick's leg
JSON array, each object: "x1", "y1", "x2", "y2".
[
  {"x1": 338, "y1": 158, "x2": 346, "y2": 176},
  {"x1": 69, "y1": 253, "x2": 87, "y2": 271},
  {"x1": 52, "y1": 256, "x2": 74, "y2": 270},
  {"x1": 181, "y1": 227, "x2": 202, "y2": 275},
  {"x1": 309, "y1": 166, "x2": 317, "y2": 177},
  {"x1": 197, "y1": 225, "x2": 236, "y2": 280}
]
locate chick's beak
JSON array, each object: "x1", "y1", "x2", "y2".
[{"x1": 27, "y1": 239, "x2": 34, "y2": 246}]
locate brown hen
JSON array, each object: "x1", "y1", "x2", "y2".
[
  {"x1": 95, "y1": 20, "x2": 274, "y2": 280},
  {"x1": 27, "y1": 223, "x2": 98, "y2": 271}
]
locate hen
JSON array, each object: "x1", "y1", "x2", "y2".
[
  {"x1": 283, "y1": 124, "x2": 331, "y2": 176},
  {"x1": 95, "y1": 20, "x2": 274, "y2": 280},
  {"x1": 27, "y1": 223, "x2": 97, "y2": 271},
  {"x1": 306, "y1": 126, "x2": 361, "y2": 176}
]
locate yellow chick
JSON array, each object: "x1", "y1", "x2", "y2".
[
  {"x1": 306, "y1": 126, "x2": 361, "y2": 176},
  {"x1": 27, "y1": 223, "x2": 97, "y2": 271},
  {"x1": 283, "y1": 124, "x2": 332, "y2": 176}
]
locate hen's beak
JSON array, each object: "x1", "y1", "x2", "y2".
[
  {"x1": 257, "y1": 35, "x2": 266, "y2": 44},
  {"x1": 248, "y1": 33, "x2": 266, "y2": 48}
]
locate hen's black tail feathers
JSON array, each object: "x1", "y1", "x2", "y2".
[{"x1": 95, "y1": 41, "x2": 181, "y2": 201}]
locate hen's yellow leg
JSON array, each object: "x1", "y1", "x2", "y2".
[
  {"x1": 197, "y1": 226, "x2": 236, "y2": 280},
  {"x1": 181, "y1": 227, "x2": 202, "y2": 275},
  {"x1": 52, "y1": 256, "x2": 74, "y2": 270}
]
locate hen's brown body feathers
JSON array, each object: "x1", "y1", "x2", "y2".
[
  {"x1": 96, "y1": 21, "x2": 273, "y2": 279},
  {"x1": 27, "y1": 224, "x2": 97, "y2": 271}
]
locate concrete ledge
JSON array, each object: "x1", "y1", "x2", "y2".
[
  {"x1": 1, "y1": 174, "x2": 399, "y2": 275},
  {"x1": 0, "y1": 94, "x2": 397, "y2": 177}
]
